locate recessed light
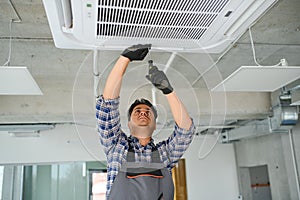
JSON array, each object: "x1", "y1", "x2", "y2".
[{"x1": 0, "y1": 66, "x2": 43, "y2": 95}]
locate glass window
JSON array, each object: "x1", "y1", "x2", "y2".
[{"x1": 89, "y1": 170, "x2": 107, "y2": 200}]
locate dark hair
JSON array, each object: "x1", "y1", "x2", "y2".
[{"x1": 127, "y1": 98, "x2": 158, "y2": 121}]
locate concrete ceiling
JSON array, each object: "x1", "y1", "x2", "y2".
[{"x1": 0, "y1": 0, "x2": 300, "y2": 129}]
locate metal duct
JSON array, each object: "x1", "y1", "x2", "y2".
[{"x1": 221, "y1": 95, "x2": 298, "y2": 143}]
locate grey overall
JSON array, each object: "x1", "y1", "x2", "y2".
[{"x1": 109, "y1": 141, "x2": 174, "y2": 200}]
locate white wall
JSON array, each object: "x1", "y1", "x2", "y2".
[
  {"x1": 183, "y1": 135, "x2": 240, "y2": 200},
  {"x1": 235, "y1": 123, "x2": 300, "y2": 200},
  {"x1": 0, "y1": 124, "x2": 105, "y2": 164},
  {"x1": 0, "y1": 123, "x2": 240, "y2": 199}
]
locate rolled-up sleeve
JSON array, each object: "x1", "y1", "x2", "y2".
[
  {"x1": 157, "y1": 120, "x2": 195, "y2": 169},
  {"x1": 96, "y1": 95, "x2": 122, "y2": 154}
]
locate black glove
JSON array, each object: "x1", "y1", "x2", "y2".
[
  {"x1": 121, "y1": 44, "x2": 151, "y2": 61},
  {"x1": 146, "y1": 60, "x2": 173, "y2": 95}
]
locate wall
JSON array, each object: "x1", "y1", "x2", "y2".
[
  {"x1": 235, "y1": 123, "x2": 300, "y2": 200},
  {"x1": 183, "y1": 135, "x2": 240, "y2": 200},
  {"x1": 0, "y1": 124, "x2": 105, "y2": 165},
  {"x1": 3, "y1": 121, "x2": 299, "y2": 200},
  {"x1": 0, "y1": 134, "x2": 240, "y2": 200}
]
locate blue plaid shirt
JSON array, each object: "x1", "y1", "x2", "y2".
[{"x1": 96, "y1": 96, "x2": 195, "y2": 199}]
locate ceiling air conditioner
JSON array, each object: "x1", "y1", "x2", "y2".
[{"x1": 42, "y1": 0, "x2": 278, "y2": 53}]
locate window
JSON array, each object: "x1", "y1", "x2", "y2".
[{"x1": 89, "y1": 169, "x2": 107, "y2": 200}]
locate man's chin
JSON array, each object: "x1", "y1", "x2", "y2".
[
  {"x1": 137, "y1": 120, "x2": 150, "y2": 125},
  {"x1": 138, "y1": 118, "x2": 149, "y2": 122}
]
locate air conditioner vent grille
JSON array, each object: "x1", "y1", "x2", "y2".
[{"x1": 96, "y1": 0, "x2": 230, "y2": 40}]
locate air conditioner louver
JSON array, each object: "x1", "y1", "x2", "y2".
[
  {"x1": 42, "y1": 0, "x2": 278, "y2": 52},
  {"x1": 96, "y1": 0, "x2": 228, "y2": 40}
]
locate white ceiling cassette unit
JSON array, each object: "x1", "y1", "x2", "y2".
[{"x1": 42, "y1": 0, "x2": 278, "y2": 52}]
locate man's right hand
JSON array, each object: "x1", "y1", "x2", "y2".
[{"x1": 121, "y1": 44, "x2": 151, "y2": 61}]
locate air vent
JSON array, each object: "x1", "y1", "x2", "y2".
[
  {"x1": 96, "y1": 0, "x2": 229, "y2": 40},
  {"x1": 42, "y1": 0, "x2": 278, "y2": 52}
]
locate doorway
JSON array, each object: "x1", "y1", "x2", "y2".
[
  {"x1": 239, "y1": 165, "x2": 272, "y2": 200},
  {"x1": 250, "y1": 165, "x2": 271, "y2": 200}
]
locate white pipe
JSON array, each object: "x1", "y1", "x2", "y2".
[
  {"x1": 151, "y1": 52, "x2": 177, "y2": 106},
  {"x1": 289, "y1": 129, "x2": 300, "y2": 199},
  {"x1": 151, "y1": 87, "x2": 157, "y2": 106},
  {"x1": 163, "y1": 52, "x2": 177, "y2": 73},
  {"x1": 93, "y1": 49, "x2": 100, "y2": 98}
]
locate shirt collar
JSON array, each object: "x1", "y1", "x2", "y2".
[{"x1": 129, "y1": 135, "x2": 155, "y2": 146}]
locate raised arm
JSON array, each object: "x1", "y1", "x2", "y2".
[
  {"x1": 146, "y1": 60, "x2": 192, "y2": 130},
  {"x1": 96, "y1": 44, "x2": 151, "y2": 153},
  {"x1": 103, "y1": 56, "x2": 130, "y2": 99},
  {"x1": 165, "y1": 92, "x2": 192, "y2": 130},
  {"x1": 103, "y1": 44, "x2": 151, "y2": 100}
]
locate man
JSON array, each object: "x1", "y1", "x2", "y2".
[{"x1": 96, "y1": 44, "x2": 195, "y2": 200}]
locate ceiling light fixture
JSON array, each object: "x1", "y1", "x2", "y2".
[
  {"x1": 0, "y1": 66, "x2": 43, "y2": 95},
  {"x1": 0, "y1": 123, "x2": 55, "y2": 137},
  {"x1": 211, "y1": 65, "x2": 300, "y2": 92},
  {"x1": 1, "y1": 17, "x2": 42, "y2": 95},
  {"x1": 212, "y1": 27, "x2": 300, "y2": 92}
]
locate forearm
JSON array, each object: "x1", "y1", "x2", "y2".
[
  {"x1": 166, "y1": 91, "x2": 192, "y2": 130},
  {"x1": 103, "y1": 56, "x2": 130, "y2": 99}
]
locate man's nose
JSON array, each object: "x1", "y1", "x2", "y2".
[{"x1": 139, "y1": 111, "x2": 148, "y2": 116}]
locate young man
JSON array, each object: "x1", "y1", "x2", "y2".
[{"x1": 96, "y1": 44, "x2": 195, "y2": 200}]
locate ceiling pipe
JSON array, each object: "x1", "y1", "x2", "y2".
[
  {"x1": 221, "y1": 96, "x2": 298, "y2": 143},
  {"x1": 93, "y1": 49, "x2": 100, "y2": 98},
  {"x1": 289, "y1": 85, "x2": 300, "y2": 92},
  {"x1": 151, "y1": 87, "x2": 157, "y2": 106},
  {"x1": 151, "y1": 52, "x2": 177, "y2": 107},
  {"x1": 220, "y1": 83, "x2": 299, "y2": 143},
  {"x1": 163, "y1": 52, "x2": 177, "y2": 73}
]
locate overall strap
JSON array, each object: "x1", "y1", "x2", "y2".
[{"x1": 127, "y1": 138, "x2": 161, "y2": 163}]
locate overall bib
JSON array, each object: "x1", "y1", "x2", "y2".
[{"x1": 109, "y1": 141, "x2": 174, "y2": 200}]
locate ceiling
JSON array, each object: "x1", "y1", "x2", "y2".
[{"x1": 0, "y1": 0, "x2": 300, "y2": 131}]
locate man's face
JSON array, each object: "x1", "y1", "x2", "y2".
[{"x1": 128, "y1": 104, "x2": 156, "y2": 133}]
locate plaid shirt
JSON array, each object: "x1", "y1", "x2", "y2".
[{"x1": 96, "y1": 96, "x2": 195, "y2": 199}]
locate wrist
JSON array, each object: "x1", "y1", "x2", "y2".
[
  {"x1": 162, "y1": 88, "x2": 173, "y2": 95},
  {"x1": 120, "y1": 55, "x2": 131, "y2": 62},
  {"x1": 162, "y1": 87, "x2": 173, "y2": 95},
  {"x1": 164, "y1": 90, "x2": 175, "y2": 96}
]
